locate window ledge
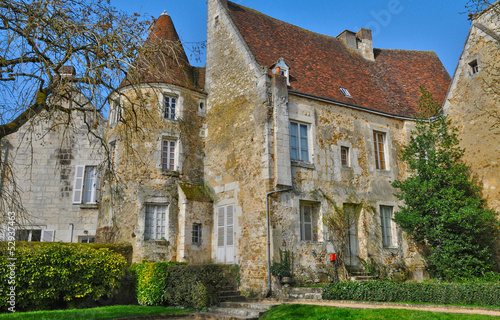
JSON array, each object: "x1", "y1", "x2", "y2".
[
  {"x1": 162, "y1": 170, "x2": 180, "y2": 177},
  {"x1": 145, "y1": 240, "x2": 170, "y2": 246},
  {"x1": 79, "y1": 204, "x2": 98, "y2": 209},
  {"x1": 291, "y1": 160, "x2": 314, "y2": 169},
  {"x1": 383, "y1": 246, "x2": 399, "y2": 250}
]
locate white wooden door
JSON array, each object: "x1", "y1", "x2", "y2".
[{"x1": 216, "y1": 205, "x2": 234, "y2": 263}]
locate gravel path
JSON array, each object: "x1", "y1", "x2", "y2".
[{"x1": 258, "y1": 299, "x2": 500, "y2": 317}]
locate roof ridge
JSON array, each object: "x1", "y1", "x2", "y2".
[{"x1": 227, "y1": 1, "x2": 341, "y2": 43}]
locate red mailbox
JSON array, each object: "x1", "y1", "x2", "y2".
[{"x1": 330, "y1": 253, "x2": 336, "y2": 261}]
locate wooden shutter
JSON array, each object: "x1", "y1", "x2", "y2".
[
  {"x1": 41, "y1": 230, "x2": 55, "y2": 242},
  {"x1": 72, "y1": 165, "x2": 85, "y2": 204}
]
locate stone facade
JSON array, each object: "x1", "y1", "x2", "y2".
[
  {"x1": 3, "y1": 0, "x2": 460, "y2": 298},
  {"x1": 99, "y1": 83, "x2": 208, "y2": 262},
  {"x1": 1, "y1": 95, "x2": 106, "y2": 243},
  {"x1": 443, "y1": 2, "x2": 500, "y2": 212}
]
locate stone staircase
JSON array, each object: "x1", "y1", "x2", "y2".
[
  {"x1": 200, "y1": 301, "x2": 275, "y2": 320},
  {"x1": 347, "y1": 266, "x2": 377, "y2": 282},
  {"x1": 284, "y1": 287, "x2": 323, "y2": 300}
]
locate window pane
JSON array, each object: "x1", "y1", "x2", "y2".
[
  {"x1": 145, "y1": 205, "x2": 167, "y2": 240},
  {"x1": 290, "y1": 122, "x2": 298, "y2": 160},
  {"x1": 31, "y1": 230, "x2": 42, "y2": 242},
  {"x1": 381, "y1": 206, "x2": 393, "y2": 247},
  {"x1": 83, "y1": 166, "x2": 96, "y2": 203},
  {"x1": 300, "y1": 124, "x2": 309, "y2": 161},
  {"x1": 16, "y1": 230, "x2": 29, "y2": 241}
]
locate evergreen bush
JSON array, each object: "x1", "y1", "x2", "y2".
[{"x1": 0, "y1": 242, "x2": 127, "y2": 311}]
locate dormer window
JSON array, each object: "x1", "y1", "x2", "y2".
[{"x1": 272, "y1": 58, "x2": 290, "y2": 86}]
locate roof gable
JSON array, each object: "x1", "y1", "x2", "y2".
[{"x1": 227, "y1": 2, "x2": 451, "y2": 118}]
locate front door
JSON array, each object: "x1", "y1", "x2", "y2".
[
  {"x1": 343, "y1": 204, "x2": 359, "y2": 267},
  {"x1": 216, "y1": 205, "x2": 234, "y2": 263}
]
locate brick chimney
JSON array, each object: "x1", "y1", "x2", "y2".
[{"x1": 356, "y1": 28, "x2": 375, "y2": 61}]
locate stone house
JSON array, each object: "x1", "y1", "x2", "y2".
[
  {"x1": 443, "y1": 2, "x2": 500, "y2": 213},
  {"x1": 203, "y1": 0, "x2": 450, "y2": 294},
  {"x1": 1, "y1": 66, "x2": 106, "y2": 244},
  {"x1": 2, "y1": 0, "x2": 455, "y2": 296}
]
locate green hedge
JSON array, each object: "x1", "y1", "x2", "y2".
[
  {"x1": 323, "y1": 281, "x2": 500, "y2": 307},
  {"x1": 129, "y1": 263, "x2": 236, "y2": 310},
  {"x1": 0, "y1": 242, "x2": 127, "y2": 311}
]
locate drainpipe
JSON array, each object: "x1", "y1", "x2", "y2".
[
  {"x1": 69, "y1": 223, "x2": 74, "y2": 243},
  {"x1": 266, "y1": 186, "x2": 293, "y2": 295}
]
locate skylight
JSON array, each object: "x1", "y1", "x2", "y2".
[{"x1": 340, "y1": 87, "x2": 352, "y2": 98}]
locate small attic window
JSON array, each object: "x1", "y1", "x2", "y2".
[
  {"x1": 340, "y1": 87, "x2": 352, "y2": 98},
  {"x1": 273, "y1": 58, "x2": 290, "y2": 86},
  {"x1": 469, "y1": 59, "x2": 479, "y2": 75}
]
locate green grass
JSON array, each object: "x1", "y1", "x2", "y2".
[
  {"x1": 0, "y1": 305, "x2": 191, "y2": 320},
  {"x1": 260, "y1": 304, "x2": 498, "y2": 320}
]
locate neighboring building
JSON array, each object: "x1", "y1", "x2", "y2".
[
  {"x1": 1, "y1": 67, "x2": 106, "y2": 244},
  {"x1": 443, "y1": 2, "x2": 500, "y2": 213}
]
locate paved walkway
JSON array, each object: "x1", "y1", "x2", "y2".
[{"x1": 258, "y1": 299, "x2": 500, "y2": 317}]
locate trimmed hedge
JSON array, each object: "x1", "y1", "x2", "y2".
[
  {"x1": 128, "y1": 262, "x2": 182, "y2": 306},
  {"x1": 129, "y1": 263, "x2": 237, "y2": 310},
  {"x1": 323, "y1": 281, "x2": 500, "y2": 307},
  {"x1": 0, "y1": 242, "x2": 127, "y2": 311}
]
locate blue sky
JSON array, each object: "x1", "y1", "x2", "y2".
[{"x1": 113, "y1": 0, "x2": 474, "y2": 75}]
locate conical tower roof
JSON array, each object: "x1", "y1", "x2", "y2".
[{"x1": 122, "y1": 12, "x2": 203, "y2": 91}]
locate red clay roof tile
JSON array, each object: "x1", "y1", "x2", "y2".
[
  {"x1": 122, "y1": 13, "x2": 204, "y2": 92},
  {"x1": 227, "y1": 2, "x2": 450, "y2": 118}
]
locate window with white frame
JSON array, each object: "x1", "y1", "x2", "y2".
[
  {"x1": 300, "y1": 203, "x2": 318, "y2": 241},
  {"x1": 161, "y1": 139, "x2": 176, "y2": 171},
  {"x1": 79, "y1": 236, "x2": 95, "y2": 243},
  {"x1": 109, "y1": 99, "x2": 121, "y2": 126},
  {"x1": 373, "y1": 131, "x2": 387, "y2": 170},
  {"x1": 163, "y1": 95, "x2": 177, "y2": 120},
  {"x1": 341, "y1": 146, "x2": 350, "y2": 167},
  {"x1": 290, "y1": 121, "x2": 310, "y2": 162},
  {"x1": 380, "y1": 206, "x2": 395, "y2": 247},
  {"x1": 72, "y1": 166, "x2": 99, "y2": 204},
  {"x1": 192, "y1": 223, "x2": 202, "y2": 245},
  {"x1": 144, "y1": 204, "x2": 167, "y2": 240},
  {"x1": 16, "y1": 229, "x2": 54, "y2": 242}
]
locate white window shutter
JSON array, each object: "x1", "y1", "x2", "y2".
[
  {"x1": 41, "y1": 230, "x2": 55, "y2": 242},
  {"x1": 94, "y1": 168, "x2": 101, "y2": 203},
  {"x1": 72, "y1": 165, "x2": 85, "y2": 204}
]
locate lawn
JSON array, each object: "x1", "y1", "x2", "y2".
[
  {"x1": 260, "y1": 304, "x2": 498, "y2": 320},
  {"x1": 0, "y1": 305, "x2": 191, "y2": 320}
]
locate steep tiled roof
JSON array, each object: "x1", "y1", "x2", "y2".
[
  {"x1": 122, "y1": 13, "x2": 204, "y2": 92},
  {"x1": 227, "y1": 2, "x2": 451, "y2": 118}
]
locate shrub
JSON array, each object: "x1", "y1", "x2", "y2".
[
  {"x1": 270, "y1": 249, "x2": 292, "y2": 280},
  {"x1": 323, "y1": 281, "x2": 500, "y2": 307},
  {"x1": 165, "y1": 264, "x2": 232, "y2": 309},
  {"x1": 129, "y1": 262, "x2": 235, "y2": 310},
  {"x1": 0, "y1": 242, "x2": 127, "y2": 311},
  {"x1": 128, "y1": 261, "x2": 181, "y2": 306}
]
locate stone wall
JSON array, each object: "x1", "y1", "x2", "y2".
[
  {"x1": 99, "y1": 83, "x2": 206, "y2": 262},
  {"x1": 206, "y1": 0, "x2": 273, "y2": 295},
  {"x1": 269, "y1": 87, "x2": 424, "y2": 284},
  {"x1": 2, "y1": 108, "x2": 105, "y2": 243},
  {"x1": 443, "y1": 4, "x2": 500, "y2": 213}
]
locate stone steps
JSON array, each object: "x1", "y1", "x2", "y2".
[
  {"x1": 200, "y1": 301, "x2": 275, "y2": 320},
  {"x1": 285, "y1": 287, "x2": 323, "y2": 300}
]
